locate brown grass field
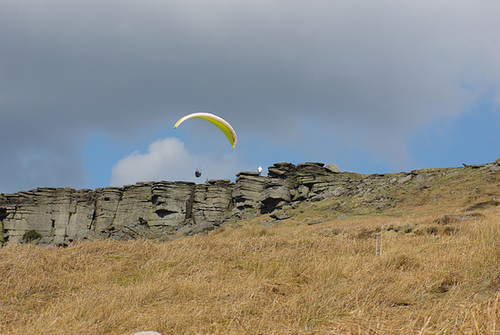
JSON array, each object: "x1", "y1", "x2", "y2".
[{"x1": 1, "y1": 169, "x2": 500, "y2": 334}]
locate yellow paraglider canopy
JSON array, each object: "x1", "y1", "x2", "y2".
[{"x1": 174, "y1": 112, "x2": 237, "y2": 148}]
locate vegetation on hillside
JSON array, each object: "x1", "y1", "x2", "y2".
[{"x1": 1, "y1": 169, "x2": 499, "y2": 334}]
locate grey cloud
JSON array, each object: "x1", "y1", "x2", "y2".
[{"x1": 1, "y1": 0, "x2": 500, "y2": 192}]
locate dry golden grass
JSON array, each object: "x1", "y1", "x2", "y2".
[{"x1": 2, "y1": 171, "x2": 500, "y2": 334}]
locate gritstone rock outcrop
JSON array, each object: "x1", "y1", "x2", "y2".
[{"x1": 1, "y1": 159, "x2": 500, "y2": 246}]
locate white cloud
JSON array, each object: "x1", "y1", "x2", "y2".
[
  {"x1": 110, "y1": 137, "x2": 242, "y2": 186},
  {"x1": 111, "y1": 138, "x2": 193, "y2": 186}
]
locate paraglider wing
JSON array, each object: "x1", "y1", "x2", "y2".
[{"x1": 174, "y1": 112, "x2": 237, "y2": 148}]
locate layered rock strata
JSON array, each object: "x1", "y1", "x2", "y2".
[{"x1": 1, "y1": 160, "x2": 499, "y2": 246}]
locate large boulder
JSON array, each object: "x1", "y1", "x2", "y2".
[
  {"x1": 261, "y1": 178, "x2": 293, "y2": 213},
  {"x1": 325, "y1": 164, "x2": 339, "y2": 173},
  {"x1": 233, "y1": 171, "x2": 266, "y2": 214},
  {"x1": 267, "y1": 162, "x2": 297, "y2": 179}
]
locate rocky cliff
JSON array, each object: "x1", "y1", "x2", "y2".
[{"x1": 1, "y1": 160, "x2": 500, "y2": 246}]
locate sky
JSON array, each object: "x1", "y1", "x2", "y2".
[{"x1": 1, "y1": 0, "x2": 500, "y2": 193}]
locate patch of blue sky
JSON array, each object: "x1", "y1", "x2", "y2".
[
  {"x1": 286, "y1": 117, "x2": 394, "y2": 175},
  {"x1": 408, "y1": 90, "x2": 500, "y2": 169},
  {"x1": 82, "y1": 132, "x2": 123, "y2": 189},
  {"x1": 82, "y1": 120, "x2": 189, "y2": 188}
]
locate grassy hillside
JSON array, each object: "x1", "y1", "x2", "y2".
[{"x1": 1, "y1": 168, "x2": 500, "y2": 334}]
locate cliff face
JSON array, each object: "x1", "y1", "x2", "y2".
[
  {"x1": 1, "y1": 160, "x2": 500, "y2": 246},
  {"x1": 0, "y1": 179, "x2": 231, "y2": 245}
]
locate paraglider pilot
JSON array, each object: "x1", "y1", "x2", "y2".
[{"x1": 174, "y1": 112, "x2": 237, "y2": 181}]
